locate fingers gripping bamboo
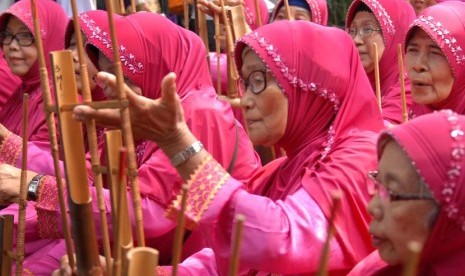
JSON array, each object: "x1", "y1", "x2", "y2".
[
  {"x1": 70, "y1": 0, "x2": 113, "y2": 272},
  {"x1": 15, "y1": 94, "x2": 29, "y2": 275},
  {"x1": 29, "y1": 0, "x2": 75, "y2": 269},
  {"x1": 104, "y1": 0, "x2": 145, "y2": 247},
  {"x1": 397, "y1": 44, "x2": 408, "y2": 123}
]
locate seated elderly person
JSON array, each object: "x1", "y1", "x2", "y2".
[{"x1": 348, "y1": 110, "x2": 465, "y2": 275}]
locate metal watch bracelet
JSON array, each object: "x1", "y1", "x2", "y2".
[{"x1": 170, "y1": 141, "x2": 204, "y2": 167}]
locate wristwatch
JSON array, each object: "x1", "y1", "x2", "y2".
[
  {"x1": 27, "y1": 174, "x2": 43, "y2": 201},
  {"x1": 170, "y1": 141, "x2": 204, "y2": 167}
]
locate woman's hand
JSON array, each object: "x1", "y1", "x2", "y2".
[
  {"x1": 73, "y1": 72, "x2": 190, "y2": 149},
  {"x1": 0, "y1": 164, "x2": 35, "y2": 205}
]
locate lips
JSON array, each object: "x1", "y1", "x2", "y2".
[
  {"x1": 371, "y1": 235, "x2": 387, "y2": 248},
  {"x1": 412, "y1": 80, "x2": 432, "y2": 87}
]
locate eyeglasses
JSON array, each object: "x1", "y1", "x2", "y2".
[
  {"x1": 0, "y1": 32, "x2": 35, "y2": 46},
  {"x1": 367, "y1": 171, "x2": 435, "y2": 202},
  {"x1": 347, "y1": 26, "x2": 381, "y2": 38},
  {"x1": 238, "y1": 70, "x2": 270, "y2": 95}
]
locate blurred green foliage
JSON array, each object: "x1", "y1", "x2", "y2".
[{"x1": 327, "y1": 0, "x2": 353, "y2": 27}]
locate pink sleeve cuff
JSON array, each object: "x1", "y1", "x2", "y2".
[
  {"x1": 36, "y1": 175, "x2": 66, "y2": 239},
  {"x1": 166, "y1": 155, "x2": 231, "y2": 230},
  {"x1": 0, "y1": 131, "x2": 22, "y2": 164}
]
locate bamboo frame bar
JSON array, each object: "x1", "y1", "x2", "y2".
[
  {"x1": 373, "y1": 42, "x2": 382, "y2": 112},
  {"x1": 402, "y1": 241, "x2": 422, "y2": 276},
  {"x1": 69, "y1": 0, "x2": 112, "y2": 272},
  {"x1": 397, "y1": 44, "x2": 408, "y2": 123},
  {"x1": 316, "y1": 192, "x2": 342, "y2": 276},
  {"x1": 171, "y1": 184, "x2": 189, "y2": 276},
  {"x1": 51, "y1": 50, "x2": 102, "y2": 275},
  {"x1": 104, "y1": 0, "x2": 145, "y2": 247},
  {"x1": 15, "y1": 93, "x2": 29, "y2": 275},
  {"x1": 254, "y1": 0, "x2": 262, "y2": 27},
  {"x1": 283, "y1": 0, "x2": 291, "y2": 20},
  {"x1": 30, "y1": 0, "x2": 75, "y2": 269},
  {"x1": 228, "y1": 214, "x2": 245, "y2": 276},
  {"x1": 214, "y1": 14, "x2": 222, "y2": 95}
]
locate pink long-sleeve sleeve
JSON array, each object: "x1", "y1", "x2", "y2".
[{"x1": 168, "y1": 156, "x2": 350, "y2": 275}]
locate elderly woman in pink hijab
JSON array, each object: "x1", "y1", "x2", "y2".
[
  {"x1": 346, "y1": 0, "x2": 416, "y2": 126},
  {"x1": 71, "y1": 19, "x2": 384, "y2": 274},
  {"x1": 348, "y1": 110, "x2": 465, "y2": 275},
  {"x1": 405, "y1": 1, "x2": 465, "y2": 118},
  {"x1": 272, "y1": 0, "x2": 327, "y2": 24}
]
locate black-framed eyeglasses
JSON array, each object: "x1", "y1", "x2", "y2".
[
  {"x1": 0, "y1": 32, "x2": 35, "y2": 46},
  {"x1": 347, "y1": 26, "x2": 381, "y2": 38},
  {"x1": 238, "y1": 69, "x2": 270, "y2": 95},
  {"x1": 367, "y1": 171, "x2": 435, "y2": 202}
]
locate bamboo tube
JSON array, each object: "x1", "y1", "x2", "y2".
[
  {"x1": 171, "y1": 185, "x2": 189, "y2": 276},
  {"x1": 0, "y1": 215, "x2": 13, "y2": 276},
  {"x1": 254, "y1": 0, "x2": 262, "y2": 27},
  {"x1": 373, "y1": 42, "x2": 382, "y2": 111},
  {"x1": 104, "y1": 131, "x2": 133, "y2": 276},
  {"x1": 120, "y1": 0, "x2": 126, "y2": 14},
  {"x1": 51, "y1": 50, "x2": 102, "y2": 275},
  {"x1": 397, "y1": 44, "x2": 408, "y2": 123},
  {"x1": 29, "y1": 0, "x2": 75, "y2": 269},
  {"x1": 15, "y1": 93, "x2": 29, "y2": 275},
  {"x1": 402, "y1": 241, "x2": 422, "y2": 276},
  {"x1": 183, "y1": 0, "x2": 189, "y2": 30},
  {"x1": 70, "y1": 0, "x2": 112, "y2": 272},
  {"x1": 219, "y1": 0, "x2": 240, "y2": 99},
  {"x1": 228, "y1": 214, "x2": 245, "y2": 276},
  {"x1": 283, "y1": 0, "x2": 291, "y2": 20},
  {"x1": 127, "y1": 247, "x2": 159, "y2": 276},
  {"x1": 316, "y1": 191, "x2": 342, "y2": 276},
  {"x1": 198, "y1": 10, "x2": 210, "y2": 65},
  {"x1": 214, "y1": 14, "x2": 222, "y2": 95},
  {"x1": 131, "y1": 0, "x2": 137, "y2": 12},
  {"x1": 104, "y1": 0, "x2": 145, "y2": 247}
]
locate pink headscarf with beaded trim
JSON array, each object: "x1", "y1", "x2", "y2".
[
  {"x1": 271, "y1": 0, "x2": 328, "y2": 25},
  {"x1": 243, "y1": 0, "x2": 270, "y2": 30},
  {"x1": 406, "y1": 1, "x2": 465, "y2": 118},
  {"x1": 235, "y1": 20, "x2": 384, "y2": 265},
  {"x1": 81, "y1": 11, "x2": 259, "y2": 205},
  {"x1": 350, "y1": 110, "x2": 465, "y2": 275},
  {"x1": 0, "y1": 0, "x2": 67, "y2": 142},
  {"x1": 346, "y1": 0, "x2": 416, "y2": 124}
]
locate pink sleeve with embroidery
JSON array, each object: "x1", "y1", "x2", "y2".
[
  {"x1": 0, "y1": 131, "x2": 64, "y2": 176},
  {"x1": 35, "y1": 175, "x2": 175, "y2": 240},
  {"x1": 168, "y1": 155, "x2": 347, "y2": 275}
]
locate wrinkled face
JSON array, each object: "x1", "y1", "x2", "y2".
[
  {"x1": 68, "y1": 33, "x2": 98, "y2": 92},
  {"x1": 368, "y1": 140, "x2": 438, "y2": 265},
  {"x1": 2, "y1": 16, "x2": 37, "y2": 77},
  {"x1": 274, "y1": 6, "x2": 312, "y2": 21},
  {"x1": 409, "y1": 0, "x2": 437, "y2": 15},
  {"x1": 349, "y1": 11, "x2": 385, "y2": 74},
  {"x1": 97, "y1": 53, "x2": 142, "y2": 96},
  {"x1": 405, "y1": 29, "x2": 454, "y2": 106},
  {"x1": 240, "y1": 49, "x2": 288, "y2": 146}
]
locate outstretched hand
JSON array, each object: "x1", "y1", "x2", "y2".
[{"x1": 73, "y1": 72, "x2": 190, "y2": 147}]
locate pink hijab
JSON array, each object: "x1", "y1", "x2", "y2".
[
  {"x1": 243, "y1": 0, "x2": 269, "y2": 30},
  {"x1": 81, "y1": 11, "x2": 259, "y2": 205},
  {"x1": 351, "y1": 110, "x2": 465, "y2": 275},
  {"x1": 0, "y1": 52, "x2": 20, "y2": 110},
  {"x1": 235, "y1": 20, "x2": 384, "y2": 267},
  {"x1": 271, "y1": 0, "x2": 328, "y2": 25},
  {"x1": 346, "y1": 0, "x2": 416, "y2": 124},
  {"x1": 0, "y1": 0, "x2": 67, "y2": 143},
  {"x1": 407, "y1": 1, "x2": 465, "y2": 117}
]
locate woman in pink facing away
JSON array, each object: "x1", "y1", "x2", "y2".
[
  {"x1": 73, "y1": 19, "x2": 384, "y2": 274},
  {"x1": 346, "y1": 0, "x2": 416, "y2": 126},
  {"x1": 405, "y1": 1, "x2": 465, "y2": 118},
  {"x1": 348, "y1": 110, "x2": 465, "y2": 275}
]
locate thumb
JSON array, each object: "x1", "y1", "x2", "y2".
[{"x1": 160, "y1": 72, "x2": 181, "y2": 109}]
